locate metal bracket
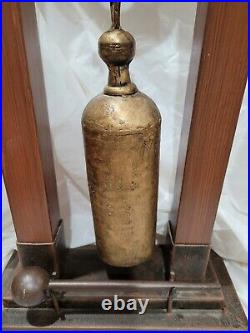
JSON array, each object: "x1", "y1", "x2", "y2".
[
  {"x1": 16, "y1": 220, "x2": 64, "y2": 275},
  {"x1": 2, "y1": 245, "x2": 247, "y2": 330},
  {"x1": 168, "y1": 222, "x2": 211, "y2": 281}
]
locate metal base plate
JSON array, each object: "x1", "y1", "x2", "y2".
[{"x1": 3, "y1": 246, "x2": 247, "y2": 330}]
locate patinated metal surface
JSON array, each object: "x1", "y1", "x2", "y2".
[
  {"x1": 7, "y1": 244, "x2": 225, "y2": 313},
  {"x1": 16, "y1": 220, "x2": 64, "y2": 275},
  {"x1": 11, "y1": 266, "x2": 50, "y2": 308},
  {"x1": 171, "y1": 243, "x2": 210, "y2": 282},
  {"x1": 82, "y1": 2, "x2": 161, "y2": 267},
  {"x1": 5, "y1": 245, "x2": 223, "y2": 310},
  {"x1": 99, "y1": 2, "x2": 137, "y2": 96},
  {"x1": 2, "y1": 248, "x2": 247, "y2": 330},
  {"x1": 168, "y1": 223, "x2": 211, "y2": 281}
]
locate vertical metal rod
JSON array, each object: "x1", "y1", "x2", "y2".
[{"x1": 110, "y1": 2, "x2": 121, "y2": 29}]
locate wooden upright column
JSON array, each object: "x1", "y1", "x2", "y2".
[
  {"x1": 171, "y1": 3, "x2": 248, "y2": 280},
  {"x1": 2, "y1": 3, "x2": 62, "y2": 273}
]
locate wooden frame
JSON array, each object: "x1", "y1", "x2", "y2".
[
  {"x1": 2, "y1": 2, "x2": 62, "y2": 273},
  {"x1": 2, "y1": 1, "x2": 248, "y2": 325},
  {"x1": 170, "y1": 2, "x2": 247, "y2": 280},
  {"x1": 2, "y1": 2, "x2": 248, "y2": 330},
  {"x1": 172, "y1": 2, "x2": 248, "y2": 244}
]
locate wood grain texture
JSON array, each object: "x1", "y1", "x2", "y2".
[
  {"x1": 2, "y1": 3, "x2": 60, "y2": 243},
  {"x1": 172, "y1": 2, "x2": 248, "y2": 244},
  {"x1": 171, "y1": 3, "x2": 208, "y2": 229}
]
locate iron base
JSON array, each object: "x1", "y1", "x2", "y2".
[{"x1": 2, "y1": 246, "x2": 247, "y2": 330}]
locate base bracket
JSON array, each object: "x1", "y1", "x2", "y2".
[{"x1": 2, "y1": 245, "x2": 247, "y2": 330}]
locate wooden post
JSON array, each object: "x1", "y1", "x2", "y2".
[
  {"x1": 171, "y1": 3, "x2": 248, "y2": 280},
  {"x1": 2, "y1": 3, "x2": 62, "y2": 273}
]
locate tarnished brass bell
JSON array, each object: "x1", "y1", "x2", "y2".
[{"x1": 82, "y1": 2, "x2": 161, "y2": 267}]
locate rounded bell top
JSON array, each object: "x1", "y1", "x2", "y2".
[
  {"x1": 83, "y1": 92, "x2": 161, "y2": 134},
  {"x1": 98, "y1": 29, "x2": 135, "y2": 66}
]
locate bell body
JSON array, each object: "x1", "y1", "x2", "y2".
[{"x1": 82, "y1": 92, "x2": 161, "y2": 267}]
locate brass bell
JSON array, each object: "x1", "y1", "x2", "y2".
[{"x1": 82, "y1": 2, "x2": 161, "y2": 267}]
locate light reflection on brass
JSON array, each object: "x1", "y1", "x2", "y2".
[{"x1": 82, "y1": 2, "x2": 161, "y2": 267}]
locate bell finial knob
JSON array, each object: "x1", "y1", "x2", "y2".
[{"x1": 98, "y1": 2, "x2": 137, "y2": 95}]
